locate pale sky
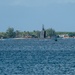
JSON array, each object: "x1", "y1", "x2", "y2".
[{"x1": 0, "y1": 0, "x2": 75, "y2": 32}]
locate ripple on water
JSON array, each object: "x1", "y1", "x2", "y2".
[{"x1": 0, "y1": 39, "x2": 75, "y2": 75}]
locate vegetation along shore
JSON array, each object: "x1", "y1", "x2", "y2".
[{"x1": 0, "y1": 26, "x2": 75, "y2": 39}]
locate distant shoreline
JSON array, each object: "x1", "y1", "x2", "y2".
[{"x1": 0, "y1": 37, "x2": 75, "y2": 40}]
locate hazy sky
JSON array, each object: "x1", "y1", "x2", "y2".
[{"x1": 0, "y1": 0, "x2": 75, "y2": 32}]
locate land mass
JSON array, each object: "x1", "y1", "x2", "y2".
[{"x1": 0, "y1": 27, "x2": 75, "y2": 39}]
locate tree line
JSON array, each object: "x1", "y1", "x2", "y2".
[
  {"x1": 0, "y1": 27, "x2": 75, "y2": 39},
  {"x1": 0, "y1": 27, "x2": 57, "y2": 38}
]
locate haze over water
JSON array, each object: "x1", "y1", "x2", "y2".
[{"x1": 0, "y1": 38, "x2": 75, "y2": 75}]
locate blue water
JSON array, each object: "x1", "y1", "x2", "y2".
[{"x1": 0, "y1": 38, "x2": 75, "y2": 75}]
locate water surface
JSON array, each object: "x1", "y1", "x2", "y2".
[{"x1": 0, "y1": 38, "x2": 75, "y2": 75}]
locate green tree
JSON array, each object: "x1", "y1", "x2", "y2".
[
  {"x1": 6, "y1": 27, "x2": 15, "y2": 38},
  {"x1": 31, "y1": 30, "x2": 40, "y2": 38},
  {"x1": 68, "y1": 32, "x2": 75, "y2": 37},
  {"x1": 15, "y1": 30, "x2": 22, "y2": 38},
  {"x1": 46, "y1": 28, "x2": 56, "y2": 37},
  {"x1": 26, "y1": 31, "x2": 30, "y2": 36},
  {"x1": 0, "y1": 32, "x2": 7, "y2": 38}
]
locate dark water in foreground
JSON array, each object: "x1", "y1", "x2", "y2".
[{"x1": 0, "y1": 38, "x2": 75, "y2": 75}]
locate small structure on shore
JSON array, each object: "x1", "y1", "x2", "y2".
[{"x1": 40, "y1": 25, "x2": 46, "y2": 38}]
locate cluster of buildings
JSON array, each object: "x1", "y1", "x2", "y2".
[{"x1": 59, "y1": 34, "x2": 69, "y2": 38}]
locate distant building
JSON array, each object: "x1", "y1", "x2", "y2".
[
  {"x1": 40, "y1": 25, "x2": 46, "y2": 38},
  {"x1": 59, "y1": 34, "x2": 69, "y2": 38}
]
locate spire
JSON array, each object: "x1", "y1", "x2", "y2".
[{"x1": 42, "y1": 24, "x2": 44, "y2": 30}]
